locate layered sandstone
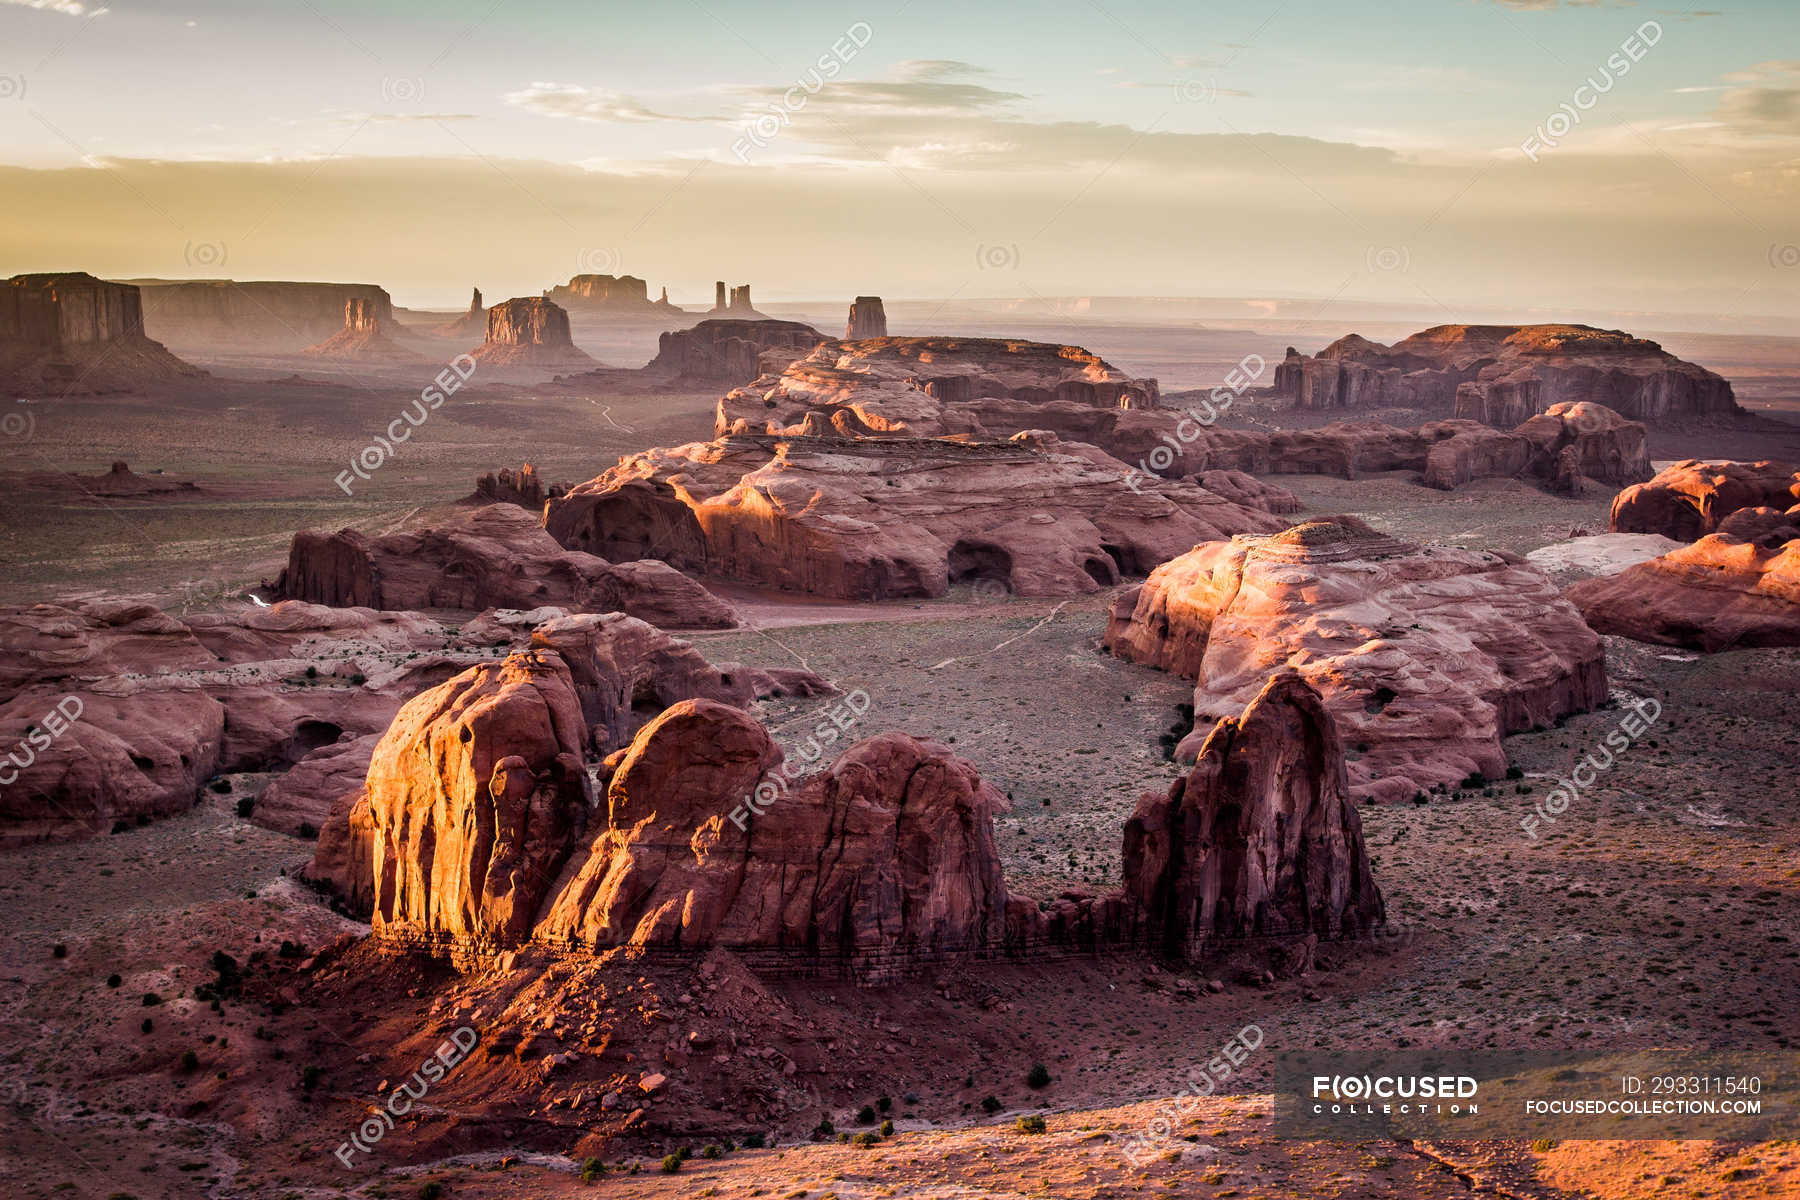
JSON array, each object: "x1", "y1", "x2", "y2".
[
  {"x1": 127, "y1": 278, "x2": 395, "y2": 349},
  {"x1": 274, "y1": 503, "x2": 737, "y2": 629},
  {"x1": 2, "y1": 273, "x2": 202, "y2": 392},
  {"x1": 1609, "y1": 459, "x2": 1800, "y2": 541},
  {"x1": 469, "y1": 297, "x2": 596, "y2": 367},
  {"x1": 543, "y1": 434, "x2": 1285, "y2": 601},
  {"x1": 1123, "y1": 672, "x2": 1385, "y2": 956},
  {"x1": 472, "y1": 462, "x2": 566, "y2": 510},
  {"x1": 1420, "y1": 402, "x2": 1649, "y2": 493},
  {"x1": 547, "y1": 274, "x2": 682, "y2": 313},
  {"x1": 1104, "y1": 517, "x2": 1607, "y2": 802},
  {"x1": 1565, "y1": 521, "x2": 1800, "y2": 652},
  {"x1": 303, "y1": 296, "x2": 422, "y2": 360},
  {"x1": 710, "y1": 283, "x2": 762, "y2": 317},
  {"x1": 1271, "y1": 324, "x2": 1738, "y2": 425},
  {"x1": 650, "y1": 318, "x2": 827, "y2": 385},
  {"x1": 845, "y1": 296, "x2": 888, "y2": 340}
]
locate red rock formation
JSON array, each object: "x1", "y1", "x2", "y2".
[
  {"x1": 547, "y1": 274, "x2": 682, "y2": 313},
  {"x1": 650, "y1": 318, "x2": 826, "y2": 385},
  {"x1": 1420, "y1": 402, "x2": 1649, "y2": 493},
  {"x1": 128, "y1": 278, "x2": 394, "y2": 349},
  {"x1": 1193, "y1": 469, "x2": 1302, "y2": 514},
  {"x1": 845, "y1": 296, "x2": 888, "y2": 340},
  {"x1": 469, "y1": 297, "x2": 596, "y2": 367},
  {"x1": 303, "y1": 296, "x2": 422, "y2": 360},
  {"x1": 1123, "y1": 672, "x2": 1384, "y2": 957},
  {"x1": 1565, "y1": 526, "x2": 1800, "y2": 652},
  {"x1": 275, "y1": 504, "x2": 736, "y2": 629},
  {"x1": 432, "y1": 287, "x2": 487, "y2": 340},
  {"x1": 544, "y1": 434, "x2": 1285, "y2": 601},
  {"x1": 2, "y1": 273, "x2": 203, "y2": 392},
  {"x1": 471, "y1": 462, "x2": 565, "y2": 511},
  {"x1": 1104, "y1": 517, "x2": 1607, "y2": 802},
  {"x1": 1271, "y1": 324, "x2": 1738, "y2": 425},
  {"x1": 1609, "y1": 459, "x2": 1800, "y2": 541}
]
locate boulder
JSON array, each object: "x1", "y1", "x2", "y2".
[
  {"x1": 274, "y1": 504, "x2": 737, "y2": 629},
  {"x1": 1565, "y1": 527, "x2": 1800, "y2": 652},
  {"x1": 1269, "y1": 323, "x2": 1738, "y2": 425},
  {"x1": 1123, "y1": 672, "x2": 1384, "y2": 958},
  {"x1": 543, "y1": 433, "x2": 1285, "y2": 601},
  {"x1": 469, "y1": 297, "x2": 596, "y2": 367},
  {"x1": 1103, "y1": 517, "x2": 1607, "y2": 802},
  {"x1": 1609, "y1": 459, "x2": 1800, "y2": 541}
]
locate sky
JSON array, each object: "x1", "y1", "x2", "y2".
[{"x1": 1, "y1": 0, "x2": 1797, "y2": 319}]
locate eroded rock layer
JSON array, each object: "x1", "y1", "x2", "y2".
[
  {"x1": 3, "y1": 273, "x2": 203, "y2": 392},
  {"x1": 650, "y1": 318, "x2": 827, "y2": 385},
  {"x1": 543, "y1": 434, "x2": 1285, "y2": 601},
  {"x1": 1609, "y1": 459, "x2": 1800, "y2": 541},
  {"x1": 275, "y1": 504, "x2": 736, "y2": 629},
  {"x1": 1103, "y1": 517, "x2": 1607, "y2": 802},
  {"x1": 1271, "y1": 324, "x2": 1737, "y2": 425},
  {"x1": 470, "y1": 297, "x2": 596, "y2": 367}
]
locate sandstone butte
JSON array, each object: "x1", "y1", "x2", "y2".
[
  {"x1": 1104, "y1": 517, "x2": 1607, "y2": 803},
  {"x1": 713, "y1": 335, "x2": 1648, "y2": 495},
  {"x1": 541, "y1": 433, "x2": 1287, "y2": 602},
  {"x1": 125, "y1": 278, "x2": 395, "y2": 347},
  {"x1": 303, "y1": 296, "x2": 422, "y2": 360},
  {"x1": 316, "y1": 647, "x2": 1383, "y2": 980},
  {"x1": 845, "y1": 295, "x2": 888, "y2": 340},
  {"x1": 1270, "y1": 323, "x2": 1739, "y2": 425},
  {"x1": 1, "y1": 272, "x2": 203, "y2": 392},
  {"x1": 0, "y1": 594, "x2": 821, "y2": 847},
  {"x1": 1565, "y1": 511, "x2": 1800, "y2": 652},
  {"x1": 1609, "y1": 459, "x2": 1800, "y2": 541},
  {"x1": 275, "y1": 503, "x2": 738, "y2": 630},
  {"x1": 469, "y1": 296, "x2": 596, "y2": 367}
]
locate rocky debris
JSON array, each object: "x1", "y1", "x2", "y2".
[
  {"x1": 1565, "y1": 521, "x2": 1800, "y2": 651},
  {"x1": 649, "y1": 318, "x2": 827, "y2": 385},
  {"x1": 0, "y1": 598, "x2": 486, "y2": 845},
  {"x1": 543, "y1": 433, "x2": 1285, "y2": 601},
  {"x1": 2, "y1": 273, "x2": 203, "y2": 393},
  {"x1": 1271, "y1": 324, "x2": 1738, "y2": 425},
  {"x1": 274, "y1": 503, "x2": 737, "y2": 629},
  {"x1": 128, "y1": 278, "x2": 395, "y2": 348},
  {"x1": 472, "y1": 462, "x2": 567, "y2": 511},
  {"x1": 1609, "y1": 459, "x2": 1800, "y2": 541},
  {"x1": 469, "y1": 297, "x2": 596, "y2": 367},
  {"x1": 845, "y1": 296, "x2": 888, "y2": 340},
  {"x1": 432, "y1": 286, "x2": 486, "y2": 339},
  {"x1": 1103, "y1": 516, "x2": 1607, "y2": 802},
  {"x1": 1420, "y1": 402, "x2": 1649, "y2": 493},
  {"x1": 547, "y1": 274, "x2": 682, "y2": 313},
  {"x1": 1123, "y1": 672, "x2": 1384, "y2": 958},
  {"x1": 303, "y1": 296, "x2": 422, "y2": 360}
]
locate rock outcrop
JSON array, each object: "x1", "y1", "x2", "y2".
[
  {"x1": 472, "y1": 462, "x2": 566, "y2": 510},
  {"x1": 2, "y1": 273, "x2": 203, "y2": 393},
  {"x1": 649, "y1": 318, "x2": 827, "y2": 385},
  {"x1": 127, "y1": 278, "x2": 395, "y2": 349},
  {"x1": 1420, "y1": 402, "x2": 1649, "y2": 493},
  {"x1": 432, "y1": 287, "x2": 486, "y2": 340},
  {"x1": 275, "y1": 504, "x2": 737, "y2": 629},
  {"x1": 1565, "y1": 520, "x2": 1800, "y2": 652},
  {"x1": 303, "y1": 296, "x2": 422, "y2": 360},
  {"x1": 1123, "y1": 672, "x2": 1384, "y2": 957},
  {"x1": 1270, "y1": 324, "x2": 1738, "y2": 425},
  {"x1": 469, "y1": 297, "x2": 596, "y2": 367},
  {"x1": 543, "y1": 433, "x2": 1285, "y2": 601},
  {"x1": 710, "y1": 283, "x2": 762, "y2": 317},
  {"x1": 1609, "y1": 460, "x2": 1800, "y2": 541},
  {"x1": 1104, "y1": 517, "x2": 1607, "y2": 802},
  {"x1": 845, "y1": 296, "x2": 888, "y2": 340}
]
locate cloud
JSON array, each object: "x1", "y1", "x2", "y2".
[
  {"x1": 1482, "y1": 0, "x2": 1615, "y2": 9},
  {"x1": 892, "y1": 59, "x2": 992, "y2": 81},
  {"x1": 503, "y1": 82, "x2": 709, "y2": 124},
  {"x1": 1, "y1": 0, "x2": 106, "y2": 14},
  {"x1": 1709, "y1": 61, "x2": 1800, "y2": 137}
]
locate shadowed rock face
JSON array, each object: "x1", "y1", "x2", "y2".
[
  {"x1": 1104, "y1": 517, "x2": 1607, "y2": 802},
  {"x1": 1420, "y1": 402, "x2": 1650, "y2": 493},
  {"x1": 1610, "y1": 459, "x2": 1800, "y2": 541},
  {"x1": 650, "y1": 318, "x2": 827, "y2": 385},
  {"x1": 1566, "y1": 520, "x2": 1800, "y2": 652},
  {"x1": 845, "y1": 296, "x2": 888, "y2": 340},
  {"x1": 543, "y1": 433, "x2": 1285, "y2": 601},
  {"x1": 275, "y1": 504, "x2": 737, "y2": 629},
  {"x1": 470, "y1": 296, "x2": 596, "y2": 367},
  {"x1": 127, "y1": 278, "x2": 394, "y2": 348},
  {"x1": 1123, "y1": 673, "x2": 1384, "y2": 957},
  {"x1": 304, "y1": 296, "x2": 421, "y2": 360},
  {"x1": 1271, "y1": 324, "x2": 1738, "y2": 425}
]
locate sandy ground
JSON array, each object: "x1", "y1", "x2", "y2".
[{"x1": 4, "y1": 327, "x2": 1800, "y2": 1197}]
